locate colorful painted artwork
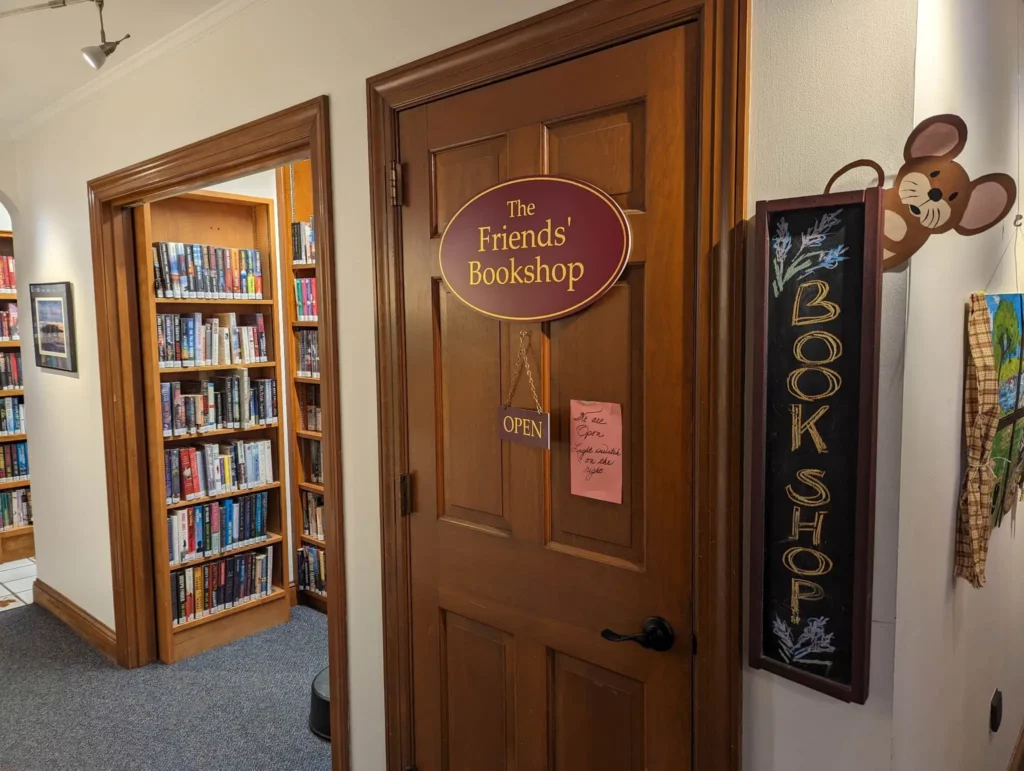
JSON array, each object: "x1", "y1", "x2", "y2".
[
  {"x1": 982, "y1": 294, "x2": 1024, "y2": 525},
  {"x1": 986, "y1": 294, "x2": 1023, "y2": 416}
]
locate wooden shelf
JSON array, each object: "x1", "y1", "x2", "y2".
[
  {"x1": 0, "y1": 433, "x2": 27, "y2": 443},
  {"x1": 294, "y1": 375, "x2": 321, "y2": 384},
  {"x1": 172, "y1": 586, "x2": 287, "y2": 633},
  {"x1": 292, "y1": 320, "x2": 318, "y2": 328},
  {"x1": 291, "y1": 262, "x2": 317, "y2": 270},
  {"x1": 0, "y1": 292, "x2": 17, "y2": 299},
  {"x1": 0, "y1": 340, "x2": 20, "y2": 349},
  {"x1": 0, "y1": 389, "x2": 23, "y2": 397},
  {"x1": 300, "y1": 533, "x2": 325, "y2": 547},
  {"x1": 169, "y1": 532, "x2": 283, "y2": 571},
  {"x1": 0, "y1": 478, "x2": 29, "y2": 491},
  {"x1": 156, "y1": 298, "x2": 274, "y2": 306},
  {"x1": 159, "y1": 360, "x2": 275, "y2": 374},
  {"x1": 167, "y1": 480, "x2": 280, "y2": 510},
  {"x1": 136, "y1": 190, "x2": 290, "y2": 661},
  {"x1": 296, "y1": 429, "x2": 322, "y2": 440},
  {"x1": 299, "y1": 589, "x2": 327, "y2": 613},
  {"x1": 164, "y1": 423, "x2": 277, "y2": 444},
  {"x1": 298, "y1": 481, "x2": 324, "y2": 494},
  {"x1": 0, "y1": 523, "x2": 33, "y2": 564}
]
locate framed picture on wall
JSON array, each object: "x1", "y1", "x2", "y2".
[
  {"x1": 748, "y1": 188, "x2": 883, "y2": 704},
  {"x1": 29, "y1": 282, "x2": 77, "y2": 373}
]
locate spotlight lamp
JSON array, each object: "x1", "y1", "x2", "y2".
[{"x1": 80, "y1": 0, "x2": 129, "y2": 70}]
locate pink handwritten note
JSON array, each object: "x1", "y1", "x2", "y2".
[{"x1": 570, "y1": 400, "x2": 623, "y2": 504}]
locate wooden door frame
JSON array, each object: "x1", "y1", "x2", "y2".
[
  {"x1": 367, "y1": 0, "x2": 749, "y2": 768},
  {"x1": 87, "y1": 96, "x2": 351, "y2": 771}
]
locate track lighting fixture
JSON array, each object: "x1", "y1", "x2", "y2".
[
  {"x1": 80, "y1": 0, "x2": 129, "y2": 70},
  {"x1": 0, "y1": 0, "x2": 130, "y2": 70}
]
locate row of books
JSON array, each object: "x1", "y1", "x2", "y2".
[
  {"x1": 0, "y1": 255, "x2": 16, "y2": 293},
  {"x1": 297, "y1": 329, "x2": 320, "y2": 378},
  {"x1": 0, "y1": 304, "x2": 18, "y2": 341},
  {"x1": 0, "y1": 396, "x2": 25, "y2": 436},
  {"x1": 300, "y1": 384, "x2": 321, "y2": 432},
  {"x1": 160, "y1": 375, "x2": 277, "y2": 437},
  {"x1": 152, "y1": 242, "x2": 264, "y2": 300},
  {"x1": 0, "y1": 488, "x2": 30, "y2": 530},
  {"x1": 166, "y1": 491, "x2": 272, "y2": 566},
  {"x1": 298, "y1": 545, "x2": 326, "y2": 595},
  {"x1": 0, "y1": 352, "x2": 21, "y2": 390},
  {"x1": 294, "y1": 278, "x2": 318, "y2": 322},
  {"x1": 301, "y1": 490, "x2": 324, "y2": 542},
  {"x1": 163, "y1": 439, "x2": 274, "y2": 505},
  {"x1": 302, "y1": 437, "x2": 323, "y2": 485},
  {"x1": 170, "y1": 546, "x2": 275, "y2": 626},
  {"x1": 291, "y1": 218, "x2": 316, "y2": 264},
  {"x1": 156, "y1": 312, "x2": 268, "y2": 368},
  {"x1": 0, "y1": 441, "x2": 29, "y2": 482}
]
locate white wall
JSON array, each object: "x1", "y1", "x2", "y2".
[
  {"x1": 10, "y1": 1, "x2": 563, "y2": 769},
  {"x1": 893, "y1": 1, "x2": 1024, "y2": 769},
  {"x1": 744, "y1": 0, "x2": 918, "y2": 769}
]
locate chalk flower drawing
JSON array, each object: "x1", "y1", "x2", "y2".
[
  {"x1": 773, "y1": 614, "x2": 836, "y2": 668},
  {"x1": 771, "y1": 210, "x2": 849, "y2": 298}
]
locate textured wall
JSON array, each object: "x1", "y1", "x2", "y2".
[
  {"x1": 894, "y1": 1, "x2": 1024, "y2": 769},
  {"x1": 745, "y1": 0, "x2": 918, "y2": 769}
]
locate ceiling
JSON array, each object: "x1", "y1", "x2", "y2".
[{"x1": 0, "y1": 0, "x2": 217, "y2": 135}]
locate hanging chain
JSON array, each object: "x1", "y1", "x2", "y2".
[{"x1": 503, "y1": 330, "x2": 544, "y2": 413}]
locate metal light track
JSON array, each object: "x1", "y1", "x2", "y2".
[{"x1": 0, "y1": 0, "x2": 92, "y2": 21}]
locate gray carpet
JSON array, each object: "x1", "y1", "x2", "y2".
[{"x1": 0, "y1": 604, "x2": 332, "y2": 771}]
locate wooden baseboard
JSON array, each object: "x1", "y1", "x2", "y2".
[{"x1": 34, "y1": 579, "x2": 116, "y2": 663}]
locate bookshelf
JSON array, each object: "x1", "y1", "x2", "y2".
[
  {"x1": 133, "y1": 192, "x2": 290, "y2": 663},
  {"x1": 0, "y1": 230, "x2": 32, "y2": 566},
  {"x1": 277, "y1": 161, "x2": 327, "y2": 613}
]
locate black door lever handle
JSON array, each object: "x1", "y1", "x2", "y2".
[{"x1": 601, "y1": 616, "x2": 675, "y2": 652}]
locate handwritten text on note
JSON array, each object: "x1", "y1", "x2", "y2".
[{"x1": 569, "y1": 400, "x2": 623, "y2": 504}]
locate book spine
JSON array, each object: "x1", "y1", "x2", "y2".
[{"x1": 152, "y1": 245, "x2": 164, "y2": 298}]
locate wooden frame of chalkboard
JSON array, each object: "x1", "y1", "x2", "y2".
[{"x1": 748, "y1": 188, "x2": 882, "y2": 704}]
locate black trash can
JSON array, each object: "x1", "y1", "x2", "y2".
[{"x1": 309, "y1": 666, "x2": 331, "y2": 740}]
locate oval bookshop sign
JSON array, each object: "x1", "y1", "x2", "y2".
[{"x1": 439, "y1": 176, "x2": 631, "y2": 322}]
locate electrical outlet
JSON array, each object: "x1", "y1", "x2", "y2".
[{"x1": 991, "y1": 689, "x2": 1003, "y2": 733}]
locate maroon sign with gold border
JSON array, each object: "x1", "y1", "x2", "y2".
[{"x1": 439, "y1": 176, "x2": 631, "y2": 322}]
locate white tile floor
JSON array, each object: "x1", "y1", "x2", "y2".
[{"x1": 0, "y1": 557, "x2": 35, "y2": 611}]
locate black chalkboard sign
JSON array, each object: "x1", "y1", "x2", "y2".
[{"x1": 749, "y1": 188, "x2": 882, "y2": 704}]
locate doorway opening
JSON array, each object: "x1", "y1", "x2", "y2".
[{"x1": 86, "y1": 99, "x2": 349, "y2": 770}]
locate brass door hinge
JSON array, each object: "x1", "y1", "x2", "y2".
[
  {"x1": 389, "y1": 160, "x2": 404, "y2": 207},
  {"x1": 399, "y1": 473, "x2": 412, "y2": 517}
]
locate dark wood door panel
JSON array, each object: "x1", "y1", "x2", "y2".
[
  {"x1": 551, "y1": 651, "x2": 645, "y2": 771},
  {"x1": 550, "y1": 270, "x2": 645, "y2": 567},
  {"x1": 424, "y1": 37, "x2": 650, "y2": 148},
  {"x1": 402, "y1": 23, "x2": 699, "y2": 770},
  {"x1": 442, "y1": 611, "x2": 517, "y2": 770},
  {"x1": 438, "y1": 288, "x2": 509, "y2": 532}
]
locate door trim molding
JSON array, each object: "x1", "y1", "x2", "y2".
[
  {"x1": 86, "y1": 97, "x2": 351, "y2": 771},
  {"x1": 367, "y1": 1, "x2": 749, "y2": 768}
]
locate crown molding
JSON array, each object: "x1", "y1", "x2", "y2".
[{"x1": 10, "y1": 0, "x2": 267, "y2": 140}]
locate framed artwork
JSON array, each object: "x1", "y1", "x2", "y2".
[
  {"x1": 30, "y1": 282, "x2": 77, "y2": 373},
  {"x1": 748, "y1": 188, "x2": 883, "y2": 704}
]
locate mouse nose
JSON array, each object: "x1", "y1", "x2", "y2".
[{"x1": 928, "y1": 187, "x2": 943, "y2": 202}]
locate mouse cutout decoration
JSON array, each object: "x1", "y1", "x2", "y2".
[{"x1": 825, "y1": 114, "x2": 1017, "y2": 271}]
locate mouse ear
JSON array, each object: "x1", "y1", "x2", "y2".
[
  {"x1": 905, "y1": 114, "x2": 968, "y2": 162},
  {"x1": 955, "y1": 174, "x2": 1017, "y2": 236}
]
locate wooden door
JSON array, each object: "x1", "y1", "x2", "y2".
[{"x1": 399, "y1": 23, "x2": 699, "y2": 770}]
